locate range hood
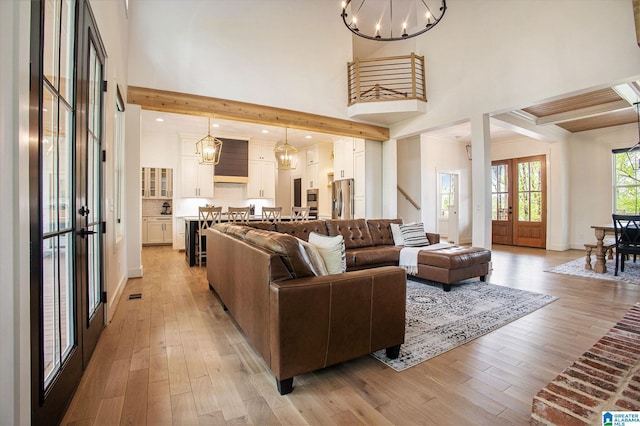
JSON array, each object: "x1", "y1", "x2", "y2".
[{"x1": 214, "y1": 138, "x2": 249, "y2": 183}]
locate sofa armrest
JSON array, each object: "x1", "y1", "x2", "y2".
[
  {"x1": 426, "y1": 232, "x2": 440, "y2": 244},
  {"x1": 268, "y1": 266, "x2": 406, "y2": 382}
]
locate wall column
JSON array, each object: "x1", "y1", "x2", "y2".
[
  {"x1": 470, "y1": 114, "x2": 492, "y2": 249},
  {"x1": 382, "y1": 138, "x2": 398, "y2": 219},
  {"x1": 126, "y1": 104, "x2": 143, "y2": 278}
]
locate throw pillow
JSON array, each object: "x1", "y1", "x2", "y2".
[
  {"x1": 390, "y1": 223, "x2": 405, "y2": 246},
  {"x1": 297, "y1": 238, "x2": 329, "y2": 276},
  {"x1": 399, "y1": 223, "x2": 430, "y2": 247},
  {"x1": 308, "y1": 232, "x2": 346, "y2": 274}
]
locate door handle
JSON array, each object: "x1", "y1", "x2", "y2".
[{"x1": 78, "y1": 228, "x2": 97, "y2": 238}]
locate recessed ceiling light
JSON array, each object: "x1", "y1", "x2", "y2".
[
  {"x1": 155, "y1": 118, "x2": 164, "y2": 122},
  {"x1": 305, "y1": 135, "x2": 312, "y2": 139},
  {"x1": 211, "y1": 123, "x2": 220, "y2": 128},
  {"x1": 261, "y1": 129, "x2": 269, "y2": 134}
]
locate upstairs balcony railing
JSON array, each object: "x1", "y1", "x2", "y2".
[{"x1": 347, "y1": 53, "x2": 426, "y2": 106}]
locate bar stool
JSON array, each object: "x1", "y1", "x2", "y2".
[
  {"x1": 291, "y1": 206, "x2": 310, "y2": 221},
  {"x1": 261, "y1": 207, "x2": 282, "y2": 222},
  {"x1": 228, "y1": 206, "x2": 250, "y2": 222},
  {"x1": 196, "y1": 206, "x2": 222, "y2": 266}
]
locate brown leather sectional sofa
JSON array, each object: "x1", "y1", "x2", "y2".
[{"x1": 205, "y1": 219, "x2": 407, "y2": 395}]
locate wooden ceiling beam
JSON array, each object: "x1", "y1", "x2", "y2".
[{"x1": 127, "y1": 85, "x2": 390, "y2": 141}]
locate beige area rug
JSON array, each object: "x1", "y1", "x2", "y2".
[
  {"x1": 371, "y1": 279, "x2": 557, "y2": 371},
  {"x1": 546, "y1": 256, "x2": 640, "y2": 285}
]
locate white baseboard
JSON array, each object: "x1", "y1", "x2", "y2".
[
  {"x1": 128, "y1": 266, "x2": 143, "y2": 278},
  {"x1": 106, "y1": 275, "x2": 127, "y2": 323}
]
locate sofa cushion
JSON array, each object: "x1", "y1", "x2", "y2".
[
  {"x1": 214, "y1": 223, "x2": 253, "y2": 239},
  {"x1": 243, "y1": 229, "x2": 316, "y2": 278},
  {"x1": 297, "y1": 238, "x2": 329, "y2": 276},
  {"x1": 248, "y1": 221, "x2": 277, "y2": 231},
  {"x1": 347, "y1": 246, "x2": 402, "y2": 269},
  {"x1": 275, "y1": 220, "x2": 328, "y2": 241},
  {"x1": 308, "y1": 232, "x2": 346, "y2": 274},
  {"x1": 390, "y1": 223, "x2": 404, "y2": 246},
  {"x1": 326, "y1": 219, "x2": 374, "y2": 249},
  {"x1": 367, "y1": 219, "x2": 403, "y2": 246},
  {"x1": 400, "y1": 223, "x2": 430, "y2": 247}
]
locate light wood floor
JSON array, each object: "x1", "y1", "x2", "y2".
[{"x1": 61, "y1": 245, "x2": 640, "y2": 425}]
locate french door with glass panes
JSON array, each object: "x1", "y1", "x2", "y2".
[
  {"x1": 491, "y1": 155, "x2": 547, "y2": 248},
  {"x1": 30, "y1": 0, "x2": 106, "y2": 423}
]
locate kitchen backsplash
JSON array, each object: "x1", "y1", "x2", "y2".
[
  {"x1": 142, "y1": 199, "x2": 172, "y2": 216},
  {"x1": 172, "y1": 183, "x2": 275, "y2": 217}
]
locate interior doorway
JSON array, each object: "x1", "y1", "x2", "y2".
[
  {"x1": 491, "y1": 155, "x2": 547, "y2": 248},
  {"x1": 438, "y1": 172, "x2": 459, "y2": 243},
  {"x1": 293, "y1": 177, "x2": 302, "y2": 207}
]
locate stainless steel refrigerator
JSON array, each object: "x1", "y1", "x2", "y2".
[{"x1": 331, "y1": 179, "x2": 354, "y2": 219}]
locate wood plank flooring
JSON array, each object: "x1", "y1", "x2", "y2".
[{"x1": 61, "y1": 245, "x2": 640, "y2": 425}]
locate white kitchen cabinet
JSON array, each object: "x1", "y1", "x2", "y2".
[
  {"x1": 306, "y1": 146, "x2": 318, "y2": 165},
  {"x1": 248, "y1": 142, "x2": 276, "y2": 199},
  {"x1": 333, "y1": 137, "x2": 357, "y2": 180},
  {"x1": 249, "y1": 143, "x2": 273, "y2": 162},
  {"x1": 143, "y1": 216, "x2": 173, "y2": 245},
  {"x1": 306, "y1": 163, "x2": 319, "y2": 189},
  {"x1": 353, "y1": 140, "x2": 382, "y2": 219},
  {"x1": 248, "y1": 159, "x2": 276, "y2": 198},
  {"x1": 142, "y1": 167, "x2": 173, "y2": 199},
  {"x1": 306, "y1": 143, "x2": 333, "y2": 190},
  {"x1": 181, "y1": 156, "x2": 214, "y2": 198}
]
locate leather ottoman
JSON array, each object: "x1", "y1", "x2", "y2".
[{"x1": 416, "y1": 246, "x2": 491, "y2": 291}]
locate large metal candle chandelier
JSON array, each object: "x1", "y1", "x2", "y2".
[{"x1": 341, "y1": 0, "x2": 447, "y2": 41}]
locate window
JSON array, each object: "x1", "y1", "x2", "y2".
[
  {"x1": 517, "y1": 160, "x2": 543, "y2": 222},
  {"x1": 439, "y1": 173, "x2": 456, "y2": 219},
  {"x1": 613, "y1": 148, "x2": 640, "y2": 214},
  {"x1": 491, "y1": 163, "x2": 509, "y2": 221}
]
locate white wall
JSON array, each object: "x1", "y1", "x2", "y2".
[
  {"x1": 1, "y1": 1, "x2": 31, "y2": 423},
  {"x1": 569, "y1": 123, "x2": 638, "y2": 248},
  {"x1": 127, "y1": 0, "x2": 353, "y2": 120},
  {"x1": 420, "y1": 134, "x2": 473, "y2": 242},
  {"x1": 90, "y1": 0, "x2": 131, "y2": 321},
  {"x1": 397, "y1": 136, "x2": 422, "y2": 223}
]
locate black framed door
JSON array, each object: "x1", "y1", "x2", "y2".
[
  {"x1": 30, "y1": 1, "x2": 106, "y2": 423},
  {"x1": 76, "y1": 1, "x2": 106, "y2": 366}
]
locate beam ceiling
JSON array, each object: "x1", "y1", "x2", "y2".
[{"x1": 127, "y1": 86, "x2": 390, "y2": 142}]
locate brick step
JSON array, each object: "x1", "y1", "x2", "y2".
[{"x1": 531, "y1": 303, "x2": 640, "y2": 425}]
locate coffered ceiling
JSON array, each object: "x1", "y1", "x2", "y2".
[{"x1": 520, "y1": 82, "x2": 640, "y2": 133}]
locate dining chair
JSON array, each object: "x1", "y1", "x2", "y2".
[
  {"x1": 291, "y1": 206, "x2": 310, "y2": 221},
  {"x1": 228, "y1": 206, "x2": 251, "y2": 222},
  {"x1": 612, "y1": 214, "x2": 640, "y2": 275},
  {"x1": 196, "y1": 206, "x2": 222, "y2": 266},
  {"x1": 261, "y1": 206, "x2": 282, "y2": 222}
]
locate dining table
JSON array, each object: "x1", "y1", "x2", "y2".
[{"x1": 590, "y1": 224, "x2": 615, "y2": 273}]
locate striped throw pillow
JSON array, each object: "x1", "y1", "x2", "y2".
[{"x1": 399, "y1": 223, "x2": 430, "y2": 247}]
